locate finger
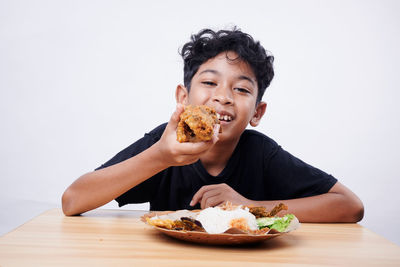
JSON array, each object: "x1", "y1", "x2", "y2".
[
  {"x1": 190, "y1": 185, "x2": 216, "y2": 206},
  {"x1": 166, "y1": 104, "x2": 185, "y2": 131},
  {"x1": 177, "y1": 140, "x2": 215, "y2": 156},
  {"x1": 217, "y1": 201, "x2": 228, "y2": 207},
  {"x1": 190, "y1": 188, "x2": 205, "y2": 206},
  {"x1": 200, "y1": 189, "x2": 221, "y2": 209},
  {"x1": 212, "y1": 124, "x2": 220, "y2": 144},
  {"x1": 203, "y1": 195, "x2": 225, "y2": 209}
]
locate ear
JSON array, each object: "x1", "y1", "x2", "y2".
[
  {"x1": 175, "y1": 84, "x2": 189, "y2": 105},
  {"x1": 250, "y1": 101, "x2": 267, "y2": 127}
]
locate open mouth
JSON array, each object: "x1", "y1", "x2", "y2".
[{"x1": 217, "y1": 113, "x2": 232, "y2": 122}]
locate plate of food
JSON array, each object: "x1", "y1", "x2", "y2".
[{"x1": 141, "y1": 203, "x2": 300, "y2": 245}]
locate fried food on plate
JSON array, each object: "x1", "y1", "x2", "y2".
[
  {"x1": 144, "y1": 203, "x2": 297, "y2": 235},
  {"x1": 145, "y1": 210, "x2": 205, "y2": 231},
  {"x1": 146, "y1": 218, "x2": 176, "y2": 229},
  {"x1": 248, "y1": 203, "x2": 288, "y2": 218},
  {"x1": 177, "y1": 105, "x2": 220, "y2": 143}
]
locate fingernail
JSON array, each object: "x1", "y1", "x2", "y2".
[
  {"x1": 214, "y1": 124, "x2": 220, "y2": 135},
  {"x1": 189, "y1": 200, "x2": 194, "y2": 206}
]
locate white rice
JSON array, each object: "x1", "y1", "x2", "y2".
[{"x1": 196, "y1": 206, "x2": 258, "y2": 234}]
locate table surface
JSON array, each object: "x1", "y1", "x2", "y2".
[{"x1": 0, "y1": 208, "x2": 399, "y2": 266}]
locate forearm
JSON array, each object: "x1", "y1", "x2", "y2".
[
  {"x1": 250, "y1": 194, "x2": 355, "y2": 222},
  {"x1": 247, "y1": 182, "x2": 364, "y2": 223},
  {"x1": 62, "y1": 142, "x2": 167, "y2": 216}
]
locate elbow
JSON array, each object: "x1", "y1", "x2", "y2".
[
  {"x1": 61, "y1": 188, "x2": 80, "y2": 216},
  {"x1": 343, "y1": 196, "x2": 364, "y2": 223},
  {"x1": 351, "y1": 199, "x2": 364, "y2": 222},
  {"x1": 331, "y1": 182, "x2": 364, "y2": 223}
]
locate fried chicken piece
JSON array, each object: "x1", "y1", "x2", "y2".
[
  {"x1": 248, "y1": 206, "x2": 269, "y2": 219},
  {"x1": 177, "y1": 105, "x2": 220, "y2": 143},
  {"x1": 180, "y1": 217, "x2": 205, "y2": 232},
  {"x1": 248, "y1": 203, "x2": 288, "y2": 218},
  {"x1": 146, "y1": 218, "x2": 176, "y2": 229},
  {"x1": 266, "y1": 203, "x2": 288, "y2": 217},
  {"x1": 146, "y1": 217, "x2": 205, "y2": 232}
]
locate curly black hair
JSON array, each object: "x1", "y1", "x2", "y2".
[{"x1": 180, "y1": 27, "x2": 274, "y2": 103}]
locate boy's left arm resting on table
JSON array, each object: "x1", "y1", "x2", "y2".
[
  {"x1": 253, "y1": 182, "x2": 364, "y2": 223},
  {"x1": 191, "y1": 182, "x2": 364, "y2": 223}
]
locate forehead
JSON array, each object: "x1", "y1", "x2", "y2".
[{"x1": 196, "y1": 51, "x2": 256, "y2": 80}]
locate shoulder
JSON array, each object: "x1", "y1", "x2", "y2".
[
  {"x1": 236, "y1": 129, "x2": 281, "y2": 161},
  {"x1": 145, "y1": 123, "x2": 167, "y2": 142},
  {"x1": 95, "y1": 123, "x2": 167, "y2": 170},
  {"x1": 240, "y1": 129, "x2": 279, "y2": 150}
]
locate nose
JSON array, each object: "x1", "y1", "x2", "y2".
[{"x1": 212, "y1": 84, "x2": 233, "y2": 105}]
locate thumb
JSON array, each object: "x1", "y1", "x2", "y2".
[
  {"x1": 212, "y1": 123, "x2": 220, "y2": 144},
  {"x1": 167, "y1": 103, "x2": 185, "y2": 130}
]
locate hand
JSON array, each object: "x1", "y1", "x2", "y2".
[
  {"x1": 190, "y1": 183, "x2": 250, "y2": 209},
  {"x1": 155, "y1": 104, "x2": 220, "y2": 167}
]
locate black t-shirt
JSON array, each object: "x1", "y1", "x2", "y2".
[{"x1": 96, "y1": 123, "x2": 337, "y2": 211}]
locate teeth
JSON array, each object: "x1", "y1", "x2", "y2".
[{"x1": 217, "y1": 113, "x2": 232, "y2": 122}]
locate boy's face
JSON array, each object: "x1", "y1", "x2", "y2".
[{"x1": 176, "y1": 51, "x2": 266, "y2": 143}]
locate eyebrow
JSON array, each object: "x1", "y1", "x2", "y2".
[
  {"x1": 199, "y1": 69, "x2": 219, "y2": 76},
  {"x1": 198, "y1": 69, "x2": 256, "y2": 86},
  {"x1": 238, "y1": 75, "x2": 255, "y2": 86}
]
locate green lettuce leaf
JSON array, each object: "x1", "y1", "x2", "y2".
[{"x1": 256, "y1": 214, "x2": 295, "y2": 232}]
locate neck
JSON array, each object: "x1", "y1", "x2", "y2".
[{"x1": 200, "y1": 138, "x2": 240, "y2": 176}]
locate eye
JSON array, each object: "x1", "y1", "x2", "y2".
[
  {"x1": 202, "y1": 81, "x2": 217, "y2": 86},
  {"x1": 234, "y1": 87, "x2": 251, "y2": 94}
]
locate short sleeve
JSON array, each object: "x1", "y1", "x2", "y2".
[
  {"x1": 264, "y1": 145, "x2": 337, "y2": 200},
  {"x1": 95, "y1": 124, "x2": 166, "y2": 206}
]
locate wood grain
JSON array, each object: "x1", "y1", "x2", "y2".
[{"x1": 0, "y1": 208, "x2": 399, "y2": 266}]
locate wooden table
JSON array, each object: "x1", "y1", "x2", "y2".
[{"x1": 0, "y1": 209, "x2": 399, "y2": 266}]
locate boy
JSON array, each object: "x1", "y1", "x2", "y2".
[{"x1": 62, "y1": 28, "x2": 364, "y2": 222}]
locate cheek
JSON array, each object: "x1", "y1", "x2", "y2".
[
  {"x1": 187, "y1": 92, "x2": 199, "y2": 104},
  {"x1": 188, "y1": 89, "x2": 209, "y2": 103},
  {"x1": 239, "y1": 100, "x2": 256, "y2": 115}
]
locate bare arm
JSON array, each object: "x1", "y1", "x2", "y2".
[
  {"x1": 190, "y1": 182, "x2": 364, "y2": 223},
  {"x1": 254, "y1": 182, "x2": 364, "y2": 222},
  {"x1": 62, "y1": 104, "x2": 219, "y2": 216},
  {"x1": 62, "y1": 143, "x2": 167, "y2": 216}
]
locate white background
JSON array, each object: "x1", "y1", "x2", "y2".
[{"x1": 1, "y1": 0, "x2": 399, "y2": 245}]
